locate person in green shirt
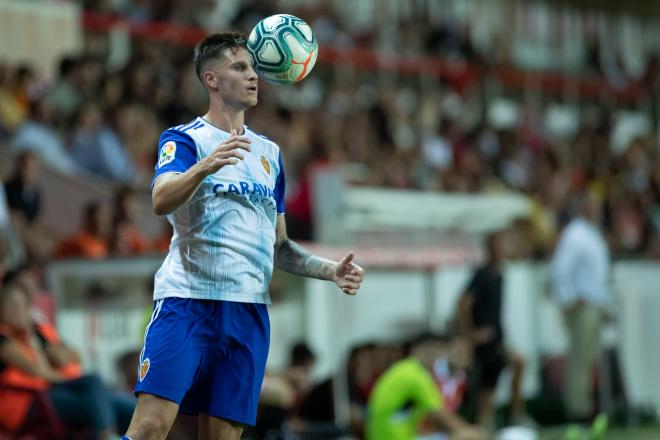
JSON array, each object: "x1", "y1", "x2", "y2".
[{"x1": 366, "y1": 334, "x2": 485, "y2": 440}]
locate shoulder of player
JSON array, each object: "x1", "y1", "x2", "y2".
[
  {"x1": 245, "y1": 128, "x2": 281, "y2": 154},
  {"x1": 159, "y1": 122, "x2": 200, "y2": 147}
]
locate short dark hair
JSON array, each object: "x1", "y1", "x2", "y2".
[
  {"x1": 2, "y1": 264, "x2": 28, "y2": 288},
  {"x1": 290, "y1": 342, "x2": 315, "y2": 367},
  {"x1": 59, "y1": 56, "x2": 78, "y2": 78},
  {"x1": 403, "y1": 332, "x2": 450, "y2": 356},
  {"x1": 193, "y1": 32, "x2": 247, "y2": 81},
  {"x1": 486, "y1": 230, "x2": 503, "y2": 257}
]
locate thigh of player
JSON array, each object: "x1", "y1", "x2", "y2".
[
  {"x1": 180, "y1": 301, "x2": 270, "y2": 428},
  {"x1": 130, "y1": 298, "x2": 213, "y2": 437}
]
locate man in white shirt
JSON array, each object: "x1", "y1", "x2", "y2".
[{"x1": 550, "y1": 191, "x2": 610, "y2": 422}]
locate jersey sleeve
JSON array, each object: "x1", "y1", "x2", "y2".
[
  {"x1": 274, "y1": 152, "x2": 286, "y2": 214},
  {"x1": 151, "y1": 129, "x2": 197, "y2": 188}
]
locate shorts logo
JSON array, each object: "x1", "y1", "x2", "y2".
[
  {"x1": 260, "y1": 155, "x2": 270, "y2": 175},
  {"x1": 158, "y1": 141, "x2": 177, "y2": 168},
  {"x1": 139, "y1": 358, "x2": 150, "y2": 382}
]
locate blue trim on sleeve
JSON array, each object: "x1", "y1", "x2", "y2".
[
  {"x1": 151, "y1": 129, "x2": 197, "y2": 188},
  {"x1": 274, "y1": 153, "x2": 286, "y2": 214}
]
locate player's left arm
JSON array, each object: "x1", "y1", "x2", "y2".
[{"x1": 273, "y1": 215, "x2": 364, "y2": 295}]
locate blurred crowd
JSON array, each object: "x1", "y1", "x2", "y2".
[
  {"x1": 0, "y1": 1, "x2": 654, "y2": 438},
  {"x1": 0, "y1": 148, "x2": 171, "y2": 264},
  {"x1": 0, "y1": 0, "x2": 659, "y2": 268}
]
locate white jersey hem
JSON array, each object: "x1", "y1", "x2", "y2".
[{"x1": 153, "y1": 290, "x2": 271, "y2": 304}]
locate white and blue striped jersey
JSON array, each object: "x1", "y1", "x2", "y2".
[{"x1": 151, "y1": 117, "x2": 285, "y2": 304}]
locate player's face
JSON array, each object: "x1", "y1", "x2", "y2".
[
  {"x1": 0, "y1": 288, "x2": 31, "y2": 331},
  {"x1": 211, "y1": 47, "x2": 259, "y2": 109}
]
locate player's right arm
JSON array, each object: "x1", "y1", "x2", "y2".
[
  {"x1": 457, "y1": 292, "x2": 475, "y2": 340},
  {"x1": 152, "y1": 129, "x2": 251, "y2": 216}
]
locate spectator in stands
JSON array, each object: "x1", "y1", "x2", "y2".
[
  {"x1": 3, "y1": 263, "x2": 54, "y2": 325},
  {"x1": 0, "y1": 284, "x2": 126, "y2": 439},
  {"x1": 0, "y1": 65, "x2": 32, "y2": 133},
  {"x1": 44, "y1": 57, "x2": 84, "y2": 124},
  {"x1": 287, "y1": 342, "x2": 317, "y2": 401},
  {"x1": 0, "y1": 179, "x2": 25, "y2": 271},
  {"x1": 110, "y1": 186, "x2": 147, "y2": 256},
  {"x1": 69, "y1": 101, "x2": 137, "y2": 183},
  {"x1": 114, "y1": 101, "x2": 161, "y2": 181},
  {"x1": 12, "y1": 267, "x2": 136, "y2": 430},
  {"x1": 4, "y1": 151, "x2": 54, "y2": 261},
  {"x1": 551, "y1": 191, "x2": 610, "y2": 423},
  {"x1": 457, "y1": 231, "x2": 531, "y2": 429},
  {"x1": 4, "y1": 151, "x2": 41, "y2": 225},
  {"x1": 258, "y1": 342, "x2": 317, "y2": 439},
  {"x1": 56, "y1": 201, "x2": 109, "y2": 259},
  {"x1": 346, "y1": 343, "x2": 378, "y2": 436},
  {"x1": 366, "y1": 333, "x2": 485, "y2": 440},
  {"x1": 11, "y1": 99, "x2": 81, "y2": 175}
]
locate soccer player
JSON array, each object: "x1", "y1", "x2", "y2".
[
  {"x1": 123, "y1": 32, "x2": 365, "y2": 440},
  {"x1": 366, "y1": 334, "x2": 485, "y2": 440}
]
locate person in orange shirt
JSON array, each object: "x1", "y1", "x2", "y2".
[
  {"x1": 56, "y1": 201, "x2": 110, "y2": 259},
  {"x1": 0, "y1": 285, "x2": 54, "y2": 434},
  {"x1": 5, "y1": 264, "x2": 136, "y2": 430},
  {"x1": 0, "y1": 284, "x2": 126, "y2": 439}
]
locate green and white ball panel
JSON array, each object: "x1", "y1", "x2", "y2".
[
  {"x1": 262, "y1": 14, "x2": 287, "y2": 32},
  {"x1": 247, "y1": 14, "x2": 318, "y2": 85},
  {"x1": 293, "y1": 18, "x2": 313, "y2": 42}
]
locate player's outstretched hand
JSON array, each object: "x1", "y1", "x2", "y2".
[
  {"x1": 200, "y1": 129, "x2": 251, "y2": 175},
  {"x1": 452, "y1": 426, "x2": 488, "y2": 440},
  {"x1": 334, "y1": 252, "x2": 364, "y2": 296}
]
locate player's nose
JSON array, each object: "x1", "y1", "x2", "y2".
[{"x1": 247, "y1": 65, "x2": 258, "y2": 81}]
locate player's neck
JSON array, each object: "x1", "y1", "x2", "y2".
[{"x1": 205, "y1": 101, "x2": 245, "y2": 134}]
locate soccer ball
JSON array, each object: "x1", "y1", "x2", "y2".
[{"x1": 247, "y1": 14, "x2": 318, "y2": 85}]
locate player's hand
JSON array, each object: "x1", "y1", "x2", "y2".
[
  {"x1": 334, "y1": 252, "x2": 364, "y2": 296},
  {"x1": 200, "y1": 129, "x2": 251, "y2": 175},
  {"x1": 451, "y1": 426, "x2": 488, "y2": 440}
]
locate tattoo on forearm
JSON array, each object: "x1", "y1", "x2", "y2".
[{"x1": 275, "y1": 239, "x2": 335, "y2": 280}]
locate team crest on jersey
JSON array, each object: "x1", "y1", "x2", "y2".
[
  {"x1": 158, "y1": 141, "x2": 177, "y2": 168},
  {"x1": 139, "y1": 358, "x2": 150, "y2": 382},
  {"x1": 260, "y1": 155, "x2": 271, "y2": 175}
]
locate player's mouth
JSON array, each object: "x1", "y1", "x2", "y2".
[{"x1": 246, "y1": 85, "x2": 258, "y2": 93}]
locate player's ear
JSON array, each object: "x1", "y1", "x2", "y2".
[{"x1": 203, "y1": 70, "x2": 218, "y2": 90}]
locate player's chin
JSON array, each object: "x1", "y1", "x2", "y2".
[{"x1": 243, "y1": 96, "x2": 258, "y2": 107}]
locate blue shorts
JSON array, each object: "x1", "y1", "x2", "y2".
[{"x1": 134, "y1": 298, "x2": 270, "y2": 426}]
